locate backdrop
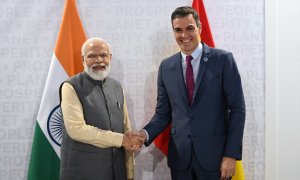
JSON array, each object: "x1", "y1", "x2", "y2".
[{"x1": 0, "y1": 0, "x2": 264, "y2": 179}]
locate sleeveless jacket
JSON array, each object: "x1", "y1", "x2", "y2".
[{"x1": 59, "y1": 72, "x2": 126, "y2": 180}]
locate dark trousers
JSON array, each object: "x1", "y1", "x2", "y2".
[{"x1": 170, "y1": 149, "x2": 225, "y2": 180}]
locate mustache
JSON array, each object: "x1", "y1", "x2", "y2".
[{"x1": 91, "y1": 62, "x2": 108, "y2": 68}]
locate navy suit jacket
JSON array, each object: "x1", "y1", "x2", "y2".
[{"x1": 144, "y1": 43, "x2": 246, "y2": 171}]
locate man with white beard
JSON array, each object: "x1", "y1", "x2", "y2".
[{"x1": 59, "y1": 38, "x2": 142, "y2": 180}]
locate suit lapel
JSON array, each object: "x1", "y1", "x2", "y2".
[
  {"x1": 172, "y1": 52, "x2": 189, "y2": 107},
  {"x1": 193, "y1": 43, "x2": 211, "y2": 105}
]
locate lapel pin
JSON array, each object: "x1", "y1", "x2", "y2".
[{"x1": 204, "y1": 57, "x2": 209, "y2": 62}]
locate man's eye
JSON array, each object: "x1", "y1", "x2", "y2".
[
  {"x1": 187, "y1": 26, "x2": 196, "y2": 31},
  {"x1": 88, "y1": 55, "x2": 96, "y2": 59},
  {"x1": 99, "y1": 53, "x2": 108, "y2": 58},
  {"x1": 174, "y1": 29, "x2": 182, "y2": 33}
]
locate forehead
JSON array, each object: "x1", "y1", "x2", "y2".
[
  {"x1": 172, "y1": 14, "x2": 197, "y2": 28},
  {"x1": 84, "y1": 41, "x2": 109, "y2": 54}
]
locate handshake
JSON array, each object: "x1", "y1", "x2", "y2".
[{"x1": 122, "y1": 131, "x2": 147, "y2": 152}]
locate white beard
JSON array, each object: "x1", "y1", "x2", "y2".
[{"x1": 84, "y1": 62, "x2": 111, "y2": 81}]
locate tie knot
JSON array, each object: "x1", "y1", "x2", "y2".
[{"x1": 186, "y1": 55, "x2": 193, "y2": 64}]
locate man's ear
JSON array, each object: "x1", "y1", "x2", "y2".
[
  {"x1": 198, "y1": 23, "x2": 202, "y2": 35},
  {"x1": 81, "y1": 56, "x2": 84, "y2": 62}
]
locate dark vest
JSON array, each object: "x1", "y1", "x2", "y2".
[{"x1": 59, "y1": 72, "x2": 126, "y2": 180}]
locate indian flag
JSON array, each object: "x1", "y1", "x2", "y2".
[
  {"x1": 154, "y1": 0, "x2": 245, "y2": 179},
  {"x1": 27, "y1": 0, "x2": 87, "y2": 179}
]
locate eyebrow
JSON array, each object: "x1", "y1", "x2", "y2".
[
  {"x1": 173, "y1": 25, "x2": 196, "y2": 31},
  {"x1": 186, "y1": 25, "x2": 195, "y2": 28}
]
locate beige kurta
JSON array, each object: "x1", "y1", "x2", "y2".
[{"x1": 61, "y1": 82, "x2": 134, "y2": 179}]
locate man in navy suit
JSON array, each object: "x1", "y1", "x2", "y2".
[{"x1": 138, "y1": 6, "x2": 246, "y2": 180}]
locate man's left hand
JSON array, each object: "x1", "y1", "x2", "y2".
[{"x1": 220, "y1": 157, "x2": 236, "y2": 180}]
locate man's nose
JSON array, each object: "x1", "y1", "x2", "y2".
[
  {"x1": 181, "y1": 31, "x2": 187, "y2": 38},
  {"x1": 94, "y1": 56, "x2": 102, "y2": 63}
]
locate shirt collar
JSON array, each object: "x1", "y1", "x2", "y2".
[{"x1": 181, "y1": 43, "x2": 203, "y2": 62}]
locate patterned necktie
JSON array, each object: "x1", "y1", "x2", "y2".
[{"x1": 185, "y1": 55, "x2": 194, "y2": 105}]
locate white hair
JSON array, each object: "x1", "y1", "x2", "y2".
[{"x1": 81, "y1": 37, "x2": 112, "y2": 56}]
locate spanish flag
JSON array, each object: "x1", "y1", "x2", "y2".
[{"x1": 27, "y1": 0, "x2": 87, "y2": 179}]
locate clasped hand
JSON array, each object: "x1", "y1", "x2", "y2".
[{"x1": 122, "y1": 131, "x2": 146, "y2": 152}]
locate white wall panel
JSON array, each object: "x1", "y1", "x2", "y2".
[{"x1": 266, "y1": 0, "x2": 300, "y2": 179}]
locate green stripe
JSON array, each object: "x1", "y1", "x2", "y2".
[{"x1": 27, "y1": 122, "x2": 60, "y2": 180}]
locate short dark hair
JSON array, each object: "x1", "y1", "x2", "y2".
[{"x1": 171, "y1": 6, "x2": 200, "y2": 27}]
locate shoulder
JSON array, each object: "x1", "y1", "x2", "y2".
[
  {"x1": 202, "y1": 45, "x2": 235, "y2": 67},
  {"x1": 105, "y1": 76, "x2": 123, "y2": 89},
  {"x1": 206, "y1": 45, "x2": 233, "y2": 59},
  {"x1": 160, "y1": 52, "x2": 181, "y2": 66},
  {"x1": 60, "y1": 73, "x2": 82, "y2": 92},
  {"x1": 203, "y1": 43, "x2": 232, "y2": 56},
  {"x1": 67, "y1": 72, "x2": 84, "y2": 84}
]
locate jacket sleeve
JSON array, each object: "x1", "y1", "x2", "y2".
[
  {"x1": 222, "y1": 53, "x2": 246, "y2": 160},
  {"x1": 144, "y1": 62, "x2": 172, "y2": 145}
]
